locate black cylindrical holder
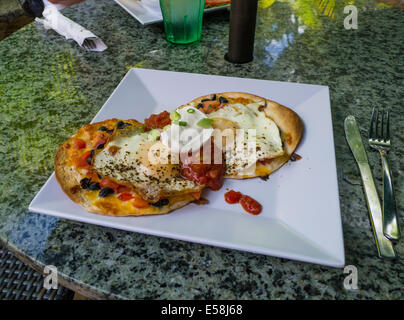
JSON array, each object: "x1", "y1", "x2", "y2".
[
  {"x1": 21, "y1": 0, "x2": 44, "y2": 18},
  {"x1": 225, "y1": 0, "x2": 259, "y2": 64}
]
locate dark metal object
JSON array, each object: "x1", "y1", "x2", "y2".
[
  {"x1": 0, "y1": 243, "x2": 74, "y2": 300},
  {"x1": 344, "y1": 115, "x2": 395, "y2": 259},
  {"x1": 368, "y1": 108, "x2": 400, "y2": 241},
  {"x1": 21, "y1": 0, "x2": 45, "y2": 18},
  {"x1": 83, "y1": 38, "x2": 97, "y2": 51},
  {"x1": 225, "y1": 0, "x2": 258, "y2": 64}
]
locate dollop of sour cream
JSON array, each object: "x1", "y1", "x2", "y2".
[{"x1": 161, "y1": 106, "x2": 213, "y2": 155}]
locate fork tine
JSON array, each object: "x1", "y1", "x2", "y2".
[
  {"x1": 380, "y1": 109, "x2": 384, "y2": 140},
  {"x1": 82, "y1": 39, "x2": 95, "y2": 51},
  {"x1": 369, "y1": 107, "x2": 376, "y2": 138},
  {"x1": 87, "y1": 39, "x2": 96, "y2": 49},
  {"x1": 386, "y1": 110, "x2": 390, "y2": 141},
  {"x1": 82, "y1": 40, "x2": 89, "y2": 51},
  {"x1": 375, "y1": 108, "x2": 379, "y2": 140},
  {"x1": 88, "y1": 40, "x2": 95, "y2": 49}
]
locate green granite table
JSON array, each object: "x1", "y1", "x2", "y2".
[{"x1": 0, "y1": 0, "x2": 403, "y2": 299}]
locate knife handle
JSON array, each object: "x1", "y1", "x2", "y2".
[{"x1": 358, "y1": 162, "x2": 395, "y2": 259}]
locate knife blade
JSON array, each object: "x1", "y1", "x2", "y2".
[{"x1": 344, "y1": 115, "x2": 395, "y2": 259}]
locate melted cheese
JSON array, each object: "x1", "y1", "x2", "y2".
[
  {"x1": 92, "y1": 127, "x2": 200, "y2": 201},
  {"x1": 207, "y1": 102, "x2": 283, "y2": 176}
]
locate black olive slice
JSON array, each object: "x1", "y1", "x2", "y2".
[
  {"x1": 80, "y1": 178, "x2": 91, "y2": 189},
  {"x1": 86, "y1": 150, "x2": 95, "y2": 165},
  {"x1": 117, "y1": 121, "x2": 131, "y2": 129},
  {"x1": 219, "y1": 96, "x2": 228, "y2": 104},
  {"x1": 99, "y1": 187, "x2": 114, "y2": 198},
  {"x1": 88, "y1": 182, "x2": 101, "y2": 191},
  {"x1": 150, "y1": 199, "x2": 169, "y2": 207}
]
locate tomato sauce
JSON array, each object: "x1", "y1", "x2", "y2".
[
  {"x1": 239, "y1": 195, "x2": 262, "y2": 215},
  {"x1": 224, "y1": 190, "x2": 262, "y2": 215},
  {"x1": 224, "y1": 190, "x2": 242, "y2": 204},
  {"x1": 181, "y1": 163, "x2": 224, "y2": 190},
  {"x1": 180, "y1": 143, "x2": 224, "y2": 191},
  {"x1": 144, "y1": 111, "x2": 171, "y2": 131}
]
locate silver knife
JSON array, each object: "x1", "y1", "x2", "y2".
[{"x1": 344, "y1": 115, "x2": 395, "y2": 259}]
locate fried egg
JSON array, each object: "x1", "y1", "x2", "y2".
[
  {"x1": 207, "y1": 101, "x2": 284, "y2": 176},
  {"x1": 93, "y1": 126, "x2": 201, "y2": 202}
]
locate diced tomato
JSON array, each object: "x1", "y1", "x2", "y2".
[
  {"x1": 239, "y1": 195, "x2": 262, "y2": 215},
  {"x1": 100, "y1": 177, "x2": 120, "y2": 191},
  {"x1": 224, "y1": 190, "x2": 242, "y2": 204},
  {"x1": 117, "y1": 185, "x2": 131, "y2": 193},
  {"x1": 202, "y1": 100, "x2": 220, "y2": 114},
  {"x1": 118, "y1": 193, "x2": 133, "y2": 201},
  {"x1": 205, "y1": 0, "x2": 231, "y2": 6},
  {"x1": 144, "y1": 111, "x2": 171, "y2": 131},
  {"x1": 73, "y1": 138, "x2": 86, "y2": 149},
  {"x1": 192, "y1": 191, "x2": 202, "y2": 199},
  {"x1": 100, "y1": 178, "x2": 131, "y2": 194},
  {"x1": 132, "y1": 197, "x2": 149, "y2": 209},
  {"x1": 76, "y1": 150, "x2": 92, "y2": 168}
]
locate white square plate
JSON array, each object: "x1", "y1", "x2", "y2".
[
  {"x1": 29, "y1": 69, "x2": 345, "y2": 267},
  {"x1": 114, "y1": 0, "x2": 230, "y2": 25}
]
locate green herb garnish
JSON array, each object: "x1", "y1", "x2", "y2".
[
  {"x1": 173, "y1": 121, "x2": 188, "y2": 126},
  {"x1": 196, "y1": 118, "x2": 213, "y2": 128},
  {"x1": 187, "y1": 108, "x2": 196, "y2": 114},
  {"x1": 149, "y1": 129, "x2": 161, "y2": 141},
  {"x1": 170, "y1": 110, "x2": 181, "y2": 121}
]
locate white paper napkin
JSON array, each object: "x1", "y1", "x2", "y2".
[
  {"x1": 142, "y1": 0, "x2": 161, "y2": 15},
  {"x1": 35, "y1": 3, "x2": 107, "y2": 52}
]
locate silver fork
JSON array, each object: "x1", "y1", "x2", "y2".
[
  {"x1": 82, "y1": 38, "x2": 96, "y2": 51},
  {"x1": 368, "y1": 107, "x2": 401, "y2": 241}
]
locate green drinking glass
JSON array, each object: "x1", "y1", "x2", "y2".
[{"x1": 159, "y1": 0, "x2": 205, "y2": 45}]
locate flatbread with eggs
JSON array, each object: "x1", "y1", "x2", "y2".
[
  {"x1": 177, "y1": 92, "x2": 303, "y2": 179},
  {"x1": 54, "y1": 118, "x2": 203, "y2": 217},
  {"x1": 54, "y1": 92, "x2": 302, "y2": 217}
]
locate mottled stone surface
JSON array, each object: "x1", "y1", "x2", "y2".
[
  {"x1": 0, "y1": 0, "x2": 32, "y2": 41},
  {"x1": 0, "y1": 0, "x2": 24, "y2": 22},
  {"x1": 0, "y1": 0, "x2": 403, "y2": 299}
]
